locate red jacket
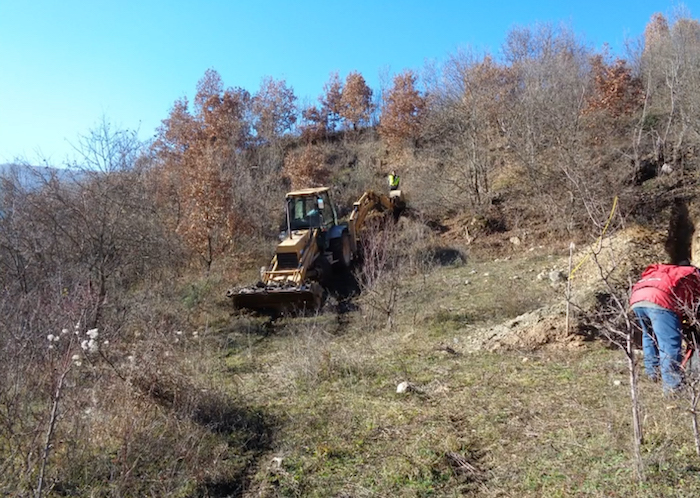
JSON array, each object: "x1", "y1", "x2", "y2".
[{"x1": 630, "y1": 264, "x2": 700, "y2": 317}]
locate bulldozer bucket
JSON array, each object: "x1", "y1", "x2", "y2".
[{"x1": 228, "y1": 283, "x2": 323, "y2": 314}]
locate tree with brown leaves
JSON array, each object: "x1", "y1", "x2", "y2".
[
  {"x1": 586, "y1": 55, "x2": 643, "y2": 117},
  {"x1": 299, "y1": 105, "x2": 328, "y2": 143},
  {"x1": 282, "y1": 145, "x2": 330, "y2": 191},
  {"x1": 379, "y1": 70, "x2": 425, "y2": 152},
  {"x1": 320, "y1": 71, "x2": 343, "y2": 131},
  {"x1": 152, "y1": 68, "x2": 252, "y2": 270},
  {"x1": 340, "y1": 71, "x2": 373, "y2": 130},
  {"x1": 252, "y1": 76, "x2": 298, "y2": 145}
]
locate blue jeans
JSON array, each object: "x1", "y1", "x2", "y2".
[{"x1": 633, "y1": 306, "x2": 683, "y2": 391}]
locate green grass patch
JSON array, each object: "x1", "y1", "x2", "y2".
[{"x1": 215, "y1": 250, "x2": 700, "y2": 496}]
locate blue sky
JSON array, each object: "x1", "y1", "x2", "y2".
[{"x1": 0, "y1": 0, "x2": 695, "y2": 165}]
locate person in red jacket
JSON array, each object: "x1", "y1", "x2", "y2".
[{"x1": 630, "y1": 263, "x2": 700, "y2": 392}]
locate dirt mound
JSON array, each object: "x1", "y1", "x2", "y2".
[
  {"x1": 486, "y1": 307, "x2": 576, "y2": 351},
  {"x1": 460, "y1": 304, "x2": 582, "y2": 352},
  {"x1": 466, "y1": 224, "x2": 666, "y2": 352}
]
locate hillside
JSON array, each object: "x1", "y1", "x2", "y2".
[
  {"x1": 3, "y1": 129, "x2": 700, "y2": 497},
  {"x1": 3, "y1": 120, "x2": 700, "y2": 497},
  {"x1": 5, "y1": 12, "x2": 700, "y2": 497},
  {"x1": 206, "y1": 214, "x2": 700, "y2": 497},
  {"x1": 0, "y1": 163, "x2": 82, "y2": 189},
  {"x1": 3, "y1": 148, "x2": 700, "y2": 496}
]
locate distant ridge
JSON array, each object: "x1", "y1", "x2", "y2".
[{"x1": 0, "y1": 163, "x2": 82, "y2": 189}]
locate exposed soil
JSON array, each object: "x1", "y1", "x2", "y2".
[{"x1": 458, "y1": 222, "x2": 670, "y2": 352}]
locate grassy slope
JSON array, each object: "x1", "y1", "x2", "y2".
[{"x1": 212, "y1": 240, "x2": 700, "y2": 498}]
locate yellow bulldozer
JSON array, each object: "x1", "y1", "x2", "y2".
[{"x1": 227, "y1": 186, "x2": 404, "y2": 313}]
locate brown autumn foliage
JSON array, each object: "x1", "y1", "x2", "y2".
[
  {"x1": 152, "y1": 69, "x2": 252, "y2": 269},
  {"x1": 340, "y1": 71, "x2": 374, "y2": 130},
  {"x1": 379, "y1": 70, "x2": 425, "y2": 154},
  {"x1": 585, "y1": 56, "x2": 644, "y2": 118},
  {"x1": 300, "y1": 105, "x2": 329, "y2": 143},
  {"x1": 282, "y1": 145, "x2": 330, "y2": 190},
  {"x1": 307, "y1": 70, "x2": 375, "y2": 139},
  {"x1": 252, "y1": 76, "x2": 298, "y2": 144},
  {"x1": 321, "y1": 71, "x2": 344, "y2": 131}
]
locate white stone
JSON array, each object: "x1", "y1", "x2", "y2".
[{"x1": 549, "y1": 270, "x2": 566, "y2": 283}]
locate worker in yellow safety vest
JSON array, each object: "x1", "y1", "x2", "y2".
[{"x1": 387, "y1": 171, "x2": 400, "y2": 190}]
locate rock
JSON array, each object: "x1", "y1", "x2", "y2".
[
  {"x1": 549, "y1": 270, "x2": 566, "y2": 283},
  {"x1": 396, "y1": 381, "x2": 411, "y2": 394},
  {"x1": 510, "y1": 236, "x2": 521, "y2": 246}
]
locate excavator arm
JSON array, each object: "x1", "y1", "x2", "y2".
[{"x1": 347, "y1": 190, "x2": 394, "y2": 253}]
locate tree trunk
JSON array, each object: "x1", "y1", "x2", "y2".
[
  {"x1": 36, "y1": 366, "x2": 70, "y2": 498},
  {"x1": 627, "y1": 335, "x2": 644, "y2": 482}
]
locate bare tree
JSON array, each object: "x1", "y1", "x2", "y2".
[
  {"x1": 501, "y1": 23, "x2": 591, "y2": 183},
  {"x1": 591, "y1": 250, "x2": 644, "y2": 481},
  {"x1": 636, "y1": 11, "x2": 700, "y2": 170},
  {"x1": 420, "y1": 50, "x2": 507, "y2": 211},
  {"x1": 355, "y1": 217, "x2": 402, "y2": 330},
  {"x1": 69, "y1": 117, "x2": 141, "y2": 173}
]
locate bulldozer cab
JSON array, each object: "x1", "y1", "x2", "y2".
[{"x1": 286, "y1": 188, "x2": 337, "y2": 231}]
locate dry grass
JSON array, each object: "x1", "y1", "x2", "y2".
[
  {"x1": 213, "y1": 235, "x2": 700, "y2": 497},
  {"x1": 229, "y1": 323, "x2": 700, "y2": 497},
  {"x1": 8, "y1": 224, "x2": 700, "y2": 497},
  {"x1": 0, "y1": 268, "x2": 274, "y2": 497}
]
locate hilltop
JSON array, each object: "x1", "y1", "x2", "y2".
[{"x1": 0, "y1": 163, "x2": 82, "y2": 188}]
